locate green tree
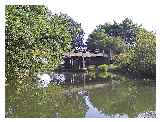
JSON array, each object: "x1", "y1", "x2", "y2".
[
  {"x1": 87, "y1": 18, "x2": 156, "y2": 78},
  {"x1": 87, "y1": 28, "x2": 125, "y2": 54},
  {"x1": 130, "y1": 28, "x2": 156, "y2": 77},
  {"x1": 116, "y1": 28, "x2": 156, "y2": 78},
  {"x1": 5, "y1": 5, "x2": 81, "y2": 84},
  {"x1": 87, "y1": 18, "x2": 138, "y2": 52},
  {"x1": 56, "y1": 13, "x2": 85, "y2": 50}
]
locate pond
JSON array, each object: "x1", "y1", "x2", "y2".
[{"x1": 5, "y1": 70, "x2": 156, "y2": 118}]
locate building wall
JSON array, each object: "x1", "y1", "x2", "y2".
[{"x1": 63, "y1": 56, "x2": 109, "y2": 69}]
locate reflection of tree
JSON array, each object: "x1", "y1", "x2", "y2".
[
  {"x1": 5, "y1": 77, "x2": 86, "y2": 118},
  {"x1": 88, "y1": 77, "x2": 155, "y2": 117}
]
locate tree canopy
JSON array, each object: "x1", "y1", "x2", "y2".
[
  {"x1": 87, "y1": 18, "x2": 139, "y2": 53},
  {"x1": 116, "y1": 28, "x2": 156, "y2": 78},
  {"x1": 5, "y1": 5, "x2": 84, "y2": 83},
  {"x1": 87, "y1": 29, "x2": 126, "y2": 54},
  {"x1": 87, "y1": 18, "x2": 156, "y2": 78},
  {"x1": 56, "y1": 13, "x2": 85, "y2": 50}
]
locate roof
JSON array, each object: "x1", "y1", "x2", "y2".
[{"x1": 64, "y1": 51, "x2": 108, "y2": 58}]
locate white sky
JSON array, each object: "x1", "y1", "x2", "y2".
[{"x1": 46, "y1": 0, "x2": 160, "y2": 40}]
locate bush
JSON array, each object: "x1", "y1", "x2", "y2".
[
  {"x1": 98, "y1": 64, "x2": 108, "y2": 72},
  {"x1": 97, "y1": 72, "x2": 112, "y2": 79}
]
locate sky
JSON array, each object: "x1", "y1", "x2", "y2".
[{"x1": 46, "y1": 0, "x2": 160, "y2": 40}]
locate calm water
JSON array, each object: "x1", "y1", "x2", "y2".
[{"x1": 5, "y1": 71, "x2": 156, "y2": 118}]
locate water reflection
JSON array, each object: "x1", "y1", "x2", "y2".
[
  {"x1": 84, "y1": 95, "x2": 107, "y2": 118},
  {"x1": 87, "y1": 76, "x2": 156, "y2": 118},
  {"x1": 6, "y1": 71, "x2": 156, "y2": 118},
  {"x1": 79, "y1": 90, "x2": 128, "y2": 118}
]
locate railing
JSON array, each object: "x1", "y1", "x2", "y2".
[{"x1": 64, "y1": 51, "x2": 108, "y2": 58}]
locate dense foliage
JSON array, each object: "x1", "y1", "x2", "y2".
[
  {"x1": 57, "y1": 13, "x2": 84, "y2": 50},
  {"x1": 87, "y1": 18, "x2": 156, "y2": 78},
  {"x1": 87, "y1": 18, "x2": 138, "y2": 53},
  {"x1": 5, "y1": 5, "x2": 84, "y2": 84},
  {"x1": 87, "y1": 29, "x2": 126, "y2": 54},
  {"x1": 116, "y1": 28, "x2": 156, "y2": 78}
]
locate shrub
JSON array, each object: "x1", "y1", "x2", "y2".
[
  {"x1": 97, "y1": 72, "x2": 112, "y2": 79},
  {"x1": 98, "y1": 64, "x2": 108, "y2": 72}
]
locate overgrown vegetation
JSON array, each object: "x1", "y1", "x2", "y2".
[
  {"x1": 87, "y1": 18, "x2": 156, "y2": 79},
  {"x1": 5, "y1": 5, "x2": 84, "y2": 84},
  {"x1": 115, "y1": 28, "x2": 156, "y2": 78}
]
